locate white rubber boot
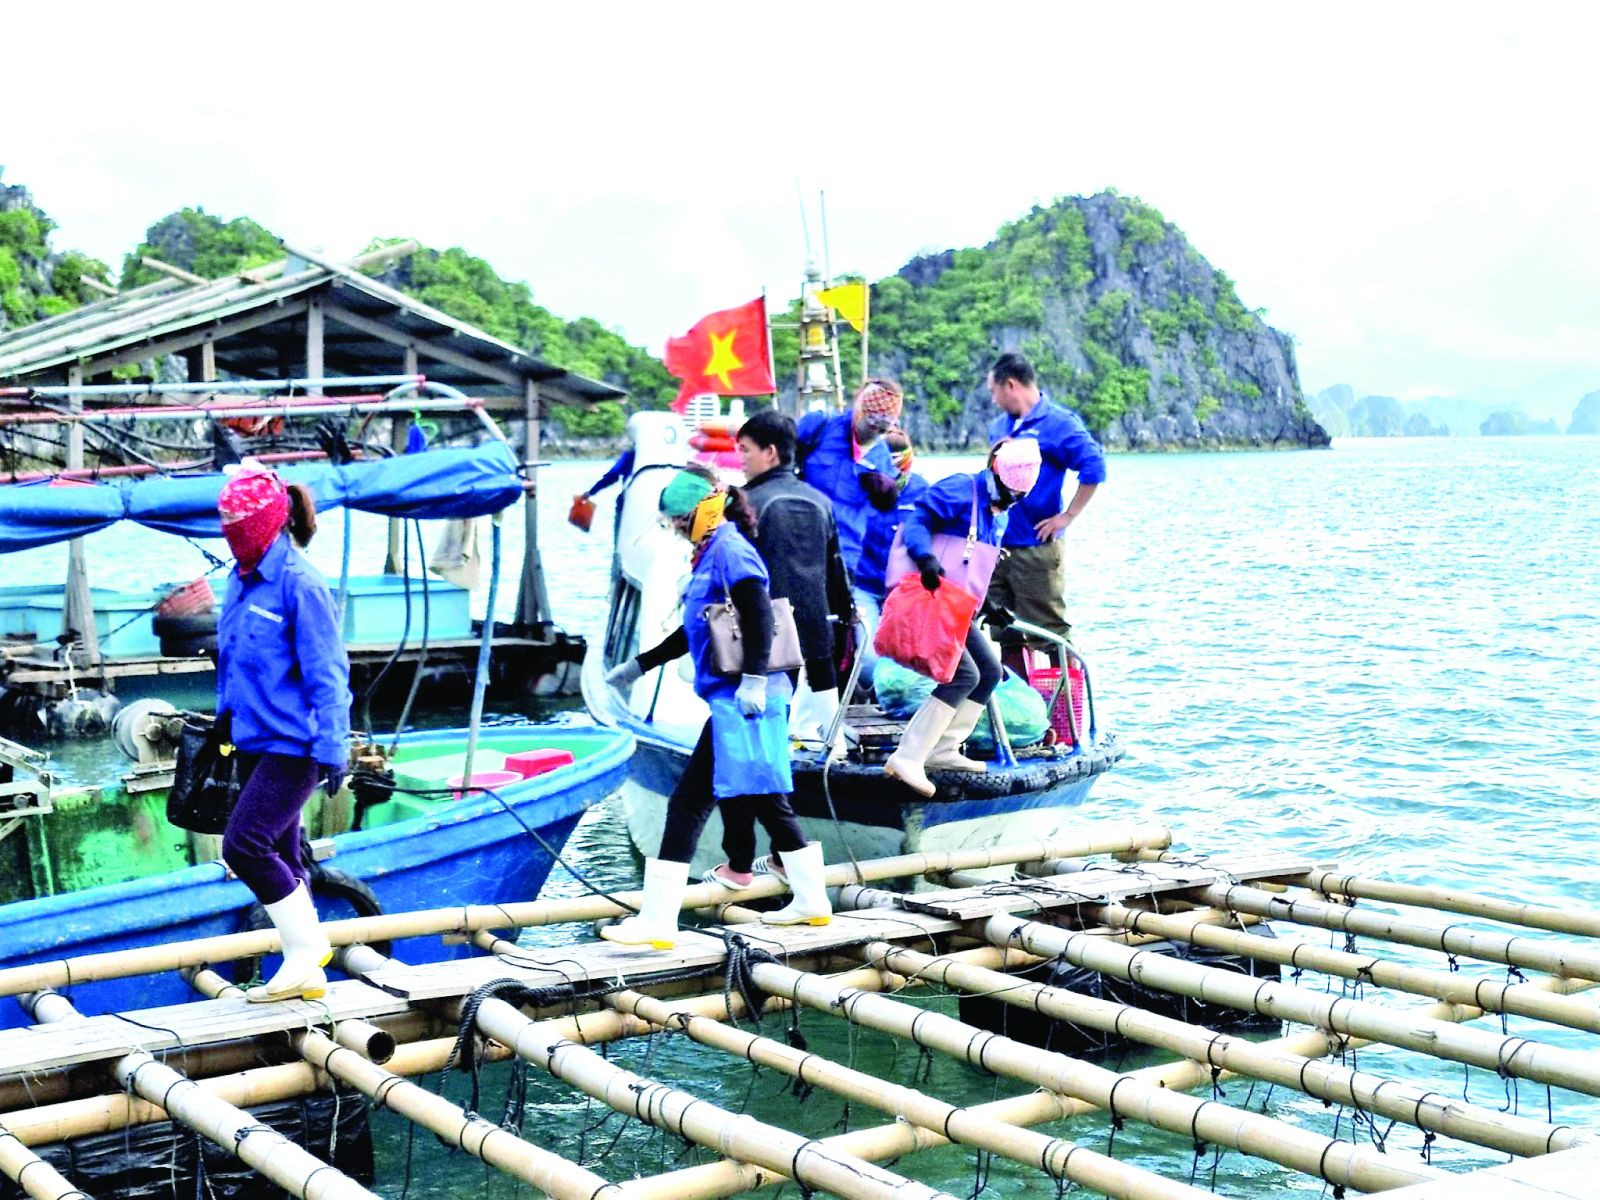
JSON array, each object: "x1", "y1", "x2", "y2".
[
  {"x1": 925, "y1": 699, "x2": 988, "y2": 773},
  {"x1": 248, "y1": 881, "x2": 332, "y2": 1002},
  {"x1": 883, "y1": 697, "x2": 957, "y2": 798},
  {"x1": 600, "y1": 858, "x2": 689, "y2": 949},
  {"x1": 761, "y1": 841, "x2": 832, "y2": 926}
]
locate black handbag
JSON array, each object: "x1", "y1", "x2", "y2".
[{"x1": 167, "y1": 714, "x2": 250, "y2": 834}]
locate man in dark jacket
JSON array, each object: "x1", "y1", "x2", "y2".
[{"x1": 737, "y1": 409, "x2": 855, "y2": 753}]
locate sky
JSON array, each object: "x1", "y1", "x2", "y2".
[{"x1": 4, "y1": 1, "x2": 1598, "y2": 409}]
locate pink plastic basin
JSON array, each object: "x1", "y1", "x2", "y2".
[
  {"x1": 504, "y1": 748, "x2": 576, "y2": 779},
  {"x1": 447, "y1": 769, "x2": 523, "y2": 800}
]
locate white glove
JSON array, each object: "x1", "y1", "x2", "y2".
[
  {"x1": 735, "y1": 673, "x2": 768, "y2": 717},
  {"x1": 605, "y1": 659, "x2": 643, "y2": 689}
]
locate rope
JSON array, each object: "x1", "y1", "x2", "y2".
[{"x1": 721, "y1": 930, "x2": 784, "y2": 1030}]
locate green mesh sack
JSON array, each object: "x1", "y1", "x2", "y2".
[{"x1": 873, "y1": 662, "x2": 1048, "y2": 751}]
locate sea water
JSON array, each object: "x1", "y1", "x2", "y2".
[{"x1": 34, "y1": 436, "x2": 1600, "y2": 1196}]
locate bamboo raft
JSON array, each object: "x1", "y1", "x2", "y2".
[{"x1": 1, "y1": 821, "x2": 1599, "y2": 1200}]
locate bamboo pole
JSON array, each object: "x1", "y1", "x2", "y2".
[
  {"x1": 1135, "y1": 853, "x2": 1600, "y2": 940},
  {"x1": 606, "y1": 988, "x2": 1212, "y2": 1200},
  {"x1": 0, "y1": 826, "x2": 1170, "y2": 999},
  {"x1": 183, "y1": 968, "x2": 398, "y2": 1062},
  {"x1": 20, "y1": 991, "x2": 378, "y2": 1200},
  {"x1": 984, "y1": 913, "x2": 1600, "y2": 1098},
  {"x1": 626, "y1": 971, "x2": 1600, "y2": 1200},
  {"x1": 182, "y1": 970, "x2": 620, "y2": 1200},
  {"x1": 744, "y1": 962, "x2": 1438, "y2": 1193},
  {"x1": 471, "y1": 996, "x2": 961, "y2": 1200},
  {"x1": 1086, "y1": 899, "x2": 1600, "y2": 1035},
  {"x1": 1176, "y1": 879, "x2": 1600, "y2": 980},
  {"x1": 0, "y1": 1123, "x2": 91, "y2": 1200},
  {"x1": 860, "y1": 941, "x2": 1589, "y2": 1157}
]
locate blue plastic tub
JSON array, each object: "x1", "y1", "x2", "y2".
[{"x1": 339, "y1": 573, "x2": 473, "y2": 644}]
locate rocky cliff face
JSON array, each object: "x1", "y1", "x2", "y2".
[
  {"x1": 856, "y1": 193, "x2": 1326, "y2": 451},
  {"x1": 1568, "y1": 391, "x2": 1600, "y2": 435}
]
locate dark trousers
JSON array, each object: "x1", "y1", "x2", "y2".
[
  {"x1": 931, "y1": 621, "x2": 1004, "y2": 707},
  {"x1": 222, "y1": 752, "x2": 318, "y2": 906},
  {"x1": 657, "y1": 722, "x2": 806, "y2": 872}
]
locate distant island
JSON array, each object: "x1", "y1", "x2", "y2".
[
  {"x1": 4, "y1": 171, "x2": 1327, "y2": 450},
  {"x1": 1311, "y1": 382, "x2": 1598, "y2": 439}
]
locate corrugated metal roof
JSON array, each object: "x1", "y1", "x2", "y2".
[{"x1": 0, "y1": 258, "x2": 625, "y2": 403}]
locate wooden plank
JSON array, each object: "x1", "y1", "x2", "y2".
[
  {"x1": 0, "y1": 980, "x2": 410, "y2": 1077},
  {"x1": 321, "y1": 302, "x2": 522, "y2": 388}
]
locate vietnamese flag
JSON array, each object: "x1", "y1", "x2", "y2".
[{"x1": 663, "y1": 296, "x2": 775, "y2": 413}]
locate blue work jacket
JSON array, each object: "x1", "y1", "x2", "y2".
[
  {"x1": 901, "y1": 471, "x2": 1008, "y2": 562},
  {"x1": 587, "y1": 448, "x2": 635, "y2": 496},
  {"x1": 989, "y1": 397, "x2": 1106, "y2": 548},
  {"x1": 857, "y1": 473, "x2": 929, "y2": 601},
  {"x1": 681, "y1": 523, "x2": 791, "y2": 702},
  {"x1": 217, "y1": 535, "x2": 352, "y2": 766},
  {"x1": 796, "y1": 411, "x2": 895, "y2": 579}
]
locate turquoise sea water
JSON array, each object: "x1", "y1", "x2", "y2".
[{"x1": 32, "y1": 436, "x2": 1600, "y2": 1196}]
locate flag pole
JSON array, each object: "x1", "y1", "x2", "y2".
[
  {"x1": 821, "y1": 191, "x2": 844, "y2": 410},
  {"x1": 862, "y1": 283, "x2": 870, "y2": 385},
  {"x1": 762, "y1": 286, "x2": 778, "y2": 411}
]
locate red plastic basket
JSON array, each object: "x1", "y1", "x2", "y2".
[
  {"x1": 1028, "y1": 664, "x2": 1087, "y2": 747},
  {"x1": 157, "y1": 578, "x2": 216, "y2": 618}
]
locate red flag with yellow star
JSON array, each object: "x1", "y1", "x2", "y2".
[{"x1": 663, "y1": 296, "x2": 775, "y2": 412}]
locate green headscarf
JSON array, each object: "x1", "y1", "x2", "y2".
[{"x1": 659, "y1": 470, "x2": 716, "y2": 517}]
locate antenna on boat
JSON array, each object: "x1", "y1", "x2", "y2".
[
  {"x1": 794, "y1": 178, "x2": 814, "y2": 264},
  {"x1": 819, "y1": 192, "x2": 845, "y2": 409}
]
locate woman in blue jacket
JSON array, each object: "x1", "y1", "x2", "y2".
[
  {"x1": 602, "y1": 464, "x2": 831, "y2": 946},
  {"x1": 215, "y1": 463, "x2": 352, "y2": 1002},
  {"x1": 883, "y1": 439, "x2": 1041, "y2": 797}
]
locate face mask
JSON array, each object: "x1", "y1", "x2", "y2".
[{"x1": 686, "y1": 491, "x2": 727, "y2": 544}]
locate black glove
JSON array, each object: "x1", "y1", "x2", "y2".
[
  {"x1": 321, "y1": 765, "x2": 346, "y2": 796},
  {"x1": 915, "y1": 554, "x2": 944, "y2": 593},
  {"x1": 859, "y1": 470, "x2": 900, "y2": 512},
  {"x1": 980, "y1": 600, "x2": 1014, "y2": 630}
]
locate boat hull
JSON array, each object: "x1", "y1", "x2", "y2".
[
  {"x1": 621, "y1": 729, "x2": 1122, "y2": 876},
  {"x1": 0, "y1": 726, "x2": 633, "y2": 1026}
]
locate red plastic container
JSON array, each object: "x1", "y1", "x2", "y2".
[
  {"x1": 504, "y1": 748, "x2": 576, "y2": 779},
  {"x1": 447, "y1": 769, "x2": 523, "y2": 800},
  {"x1": 157, "y1": 577, "x2": 216, "y2": 618},
  {"x1": 1028, "y1": 663, "x2": 1088, "y2": 747}
]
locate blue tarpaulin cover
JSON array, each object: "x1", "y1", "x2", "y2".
[{"x1": 0, "y1": 443, "x2": 523, "y2": 554}]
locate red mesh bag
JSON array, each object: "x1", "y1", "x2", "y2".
[{"x1": 873, "y1": 574, "x2": 980, "y2": 684}]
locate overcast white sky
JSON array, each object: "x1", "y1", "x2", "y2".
[{"x1": 4, "y1": 1, "x2": 1597, "y2": 405}]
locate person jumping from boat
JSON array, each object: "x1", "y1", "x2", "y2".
[
  {"x1": 883, "y1": 439, "x2": 1042, "y2": 796},
  {"x1": 215, "y1": 462, "x2": 352, "y2": 1002},
  {"x1": 795, "y1": 379, "x2": 903, "y2": 689},
  {"x1": 735, "y1": 409, "x2": 855, "y2": 752},
  {"x1": 601, "y1": 464, "x2": 830, "y2": 947}
]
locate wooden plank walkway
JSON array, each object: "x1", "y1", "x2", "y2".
[{"x1": 1380, "y1": 1143, "x2": 1600, "y2": 1198}]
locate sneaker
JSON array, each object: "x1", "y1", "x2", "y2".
[
  {"x1": 749, "y1": 853, "x2": 789, "y2": 883},
  {"x1": 703, "y1": 863, "x2": 755, "y2": 890}
]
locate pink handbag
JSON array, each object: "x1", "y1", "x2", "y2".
[{"x1": 884, "y1": 476, "x2": 1001, "y2": 602}]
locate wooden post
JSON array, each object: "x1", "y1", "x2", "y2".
[
  {"x1": 61, "y1": 365, "x2": 101, "y2": 666},
  {"x1": 514, "y1": 379, "x2": 550, "y2": 634},
  {"x1": 385, "y1": 348, "x2": 417, "y2": 574},
  {"x1": 20, "y1": 990, "x2": 378, "y2": 1200},
  {"x1": 305, "y1": 299, "x2": 325, "y2": 384}
]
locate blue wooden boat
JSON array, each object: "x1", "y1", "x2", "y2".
[
  {"x1": 0, "y1": 724, "x2": 633, "y2": 1028},
  {"x1": 580, "y1": 412, "x2": 1122, "y2": 875}
]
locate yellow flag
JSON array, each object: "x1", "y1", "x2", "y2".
[{"x1": 816, "y1": 282, "x2": 868, "y2": 333}]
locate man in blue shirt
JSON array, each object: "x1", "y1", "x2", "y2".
[{"x1": 985, "y1": 352, "x2": 1106, "y2": 651}]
